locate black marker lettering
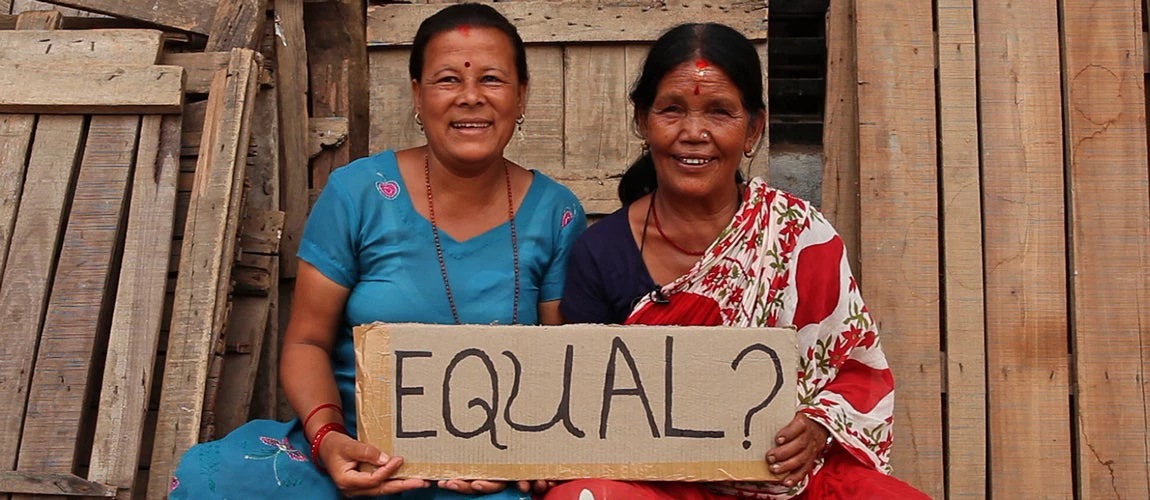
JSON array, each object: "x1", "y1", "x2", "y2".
[
  {"x1": 502, "y1": 346, "x2": 585, "y2": 438},
  {"x1": 395, "y1": 350, "x2": 436, "y2": 438},
  {"x1": 442, "y1": 348, "x2": 506, "y2": 450},
  {"x1": 599, "y1": 336, "x2": 660, "y2": 439},
  {"x1": 664, "y1": 336, "x2": 724, "y2": 438}
]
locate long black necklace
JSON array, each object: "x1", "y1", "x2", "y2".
[{"x1": 424, "y1": 154, "x2": 520, "y2": 324}]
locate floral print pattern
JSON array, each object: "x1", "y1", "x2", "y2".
[{"x1": 627, "y1": 179, "x2": 895, "y2": 500}]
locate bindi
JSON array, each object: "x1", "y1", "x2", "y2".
[
  {"x1": 464, "y1": 61, "x2": 471, "y2": 68},
  {"x1": 695, "y1": 59, "x2": 711, "y2": 76}
]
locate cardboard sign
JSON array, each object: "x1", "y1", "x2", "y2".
[{"x1": 354, "y1": 323, "x2": 797, "y2": 481}]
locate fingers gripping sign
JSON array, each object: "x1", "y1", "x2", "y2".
[{"x1": 765, "y1": 413, "x2": 831, "y2": 488}]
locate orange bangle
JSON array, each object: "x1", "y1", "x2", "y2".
[{"x1": 303, "y1": 403, "x2": 342, "y2": 431}]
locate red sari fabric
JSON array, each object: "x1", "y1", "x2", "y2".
[
  {"x1": 619, "y1": 180, "x2": 900, "y2": 499},
  {"x1": 542, "y1": 447, "x2": 930, "y2": 500}
]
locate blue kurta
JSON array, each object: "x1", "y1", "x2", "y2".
[{"x1": 171, "y1": 150, "x2": 586, "y2": 499}]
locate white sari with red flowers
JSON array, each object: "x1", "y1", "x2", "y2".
[{"x1": 625, "y1": 178, "x2": 895, "y2": 500}]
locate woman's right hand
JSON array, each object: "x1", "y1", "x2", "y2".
[{"x1": 320, "y1": 432, "x2": 429, "y2": 497}]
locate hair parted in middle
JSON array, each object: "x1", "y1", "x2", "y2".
[{"x1": 407, "y1": 2, "x2": 530, "y2": 84}]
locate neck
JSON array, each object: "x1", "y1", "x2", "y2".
[
  {"x1": 426, "y1": 149, "x2": 508, "y2": 204},
  {"x1": 654, "y1": 184, "x2": 742, "y2": 229}
]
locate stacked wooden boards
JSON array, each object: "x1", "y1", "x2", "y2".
[{"x1": 823, "y1": 0, "x2": 1150, "y2": 497}]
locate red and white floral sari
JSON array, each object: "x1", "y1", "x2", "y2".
[{"x1": 625, "y1": 178, "x2": 895, "y2": 499}]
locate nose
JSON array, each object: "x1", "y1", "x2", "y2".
[
  {"x1": 457, "y1": 78, "x2": 483, "y2": 106},
  {"x1": 680, "y1": 113, "x2": 711, "y2": 143}
]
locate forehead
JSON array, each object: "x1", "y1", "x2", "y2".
[
  {"x1": 656, "y1": 60, "x2": 741, "y2": 96},
  {"x1": 423, "y1": 26, "x2": 516, "y2": 63}
]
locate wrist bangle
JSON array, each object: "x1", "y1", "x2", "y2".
[
  {"x1": 310, "y1": 422, "x2": 347, "y2": 471},
  {"x1": 303, "y1": 403, "x2": 342, "y2": 431},
  {"x1": 820, "y1": 434, "x2": 834, "y2": 457}
]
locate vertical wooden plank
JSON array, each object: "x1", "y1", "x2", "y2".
[
  {"x1": 205, "y1": 0, "x2": 268, "y2": 51},
  {"x1": 747, "y1": 42, "x2": 770, "y2": 183},
  {"x1": 367, "y1": 48, "x2": 424, "y2": 154},
  {"x1": 13, "y1": 115, "x2": 138, "y2": 483},
  {"x1": 215, "y1": 85, "x2": 282, "y2": 436},
  {"x1": 1061, "y1": 0, "x2": 1150, "y2": 497},
  {"x1": 0, "y1": 115, "x2": 84, "y2": 471},
  {"x1": 275, "y1": 0, "x2": 309, "y2": 278},
  {"x1": 854, "y1": 0, "x2": 943, "y2": 495},
  {"x1": 305, "y1": 0, "x2": 368, "y2": 192},
  {"x1": 936, "y1": 0, "x2": 987, "y2": 497},
  {"x1": 563, "y1": 45, "x2": 632, "y2": 214},
  {"x1": 87, "y1": 115, "x2": 180, "y2": 500},
  {"x1": 505, "y1": 47, "x2": 564, "y2": 179},
  {"x1": 0, "y1": 115, "x2": 34, "y2": 280},
  {"x1": 821, "y1": 0, "x2": 861, "y2": 277},
  {"x1": 1, "y1": 1, "x2": 11, "y2": 15},
  {"x1": 976, "y1": 1, "x2": 1073, "y2": 497},
  {"x1": 148, "y1": 49, "x2": 259, "y2": 499}
]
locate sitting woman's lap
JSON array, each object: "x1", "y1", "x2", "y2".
[
  {"x1": 542, "y1": 447, "x2": 931, "y2": 500},
  {"x1": 171, "y1": 419, "x2": 527, "y2": 499}
]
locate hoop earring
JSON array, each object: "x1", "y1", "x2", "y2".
[
  {"x1": 415, "y1": 112, "x2": 424, "y2": 132},
  {"x1": 516, "y1": 114, "x2": 525, "y2": 132},
  {"x1": 640, "y1": 140, "x2": 650, "y2": 154},
  {"x1": 743, "y1": 149, "x2": 754, "y2": 159}
]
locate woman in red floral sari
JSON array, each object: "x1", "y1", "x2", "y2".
[{"x1": 551, "y1": 23, "x2": 929, "y2": 500}]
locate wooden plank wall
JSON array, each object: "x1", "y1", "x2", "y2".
[
  {"x1": 824, "y1": 0, "x2": 1150, "y2": 496},
  {"x1": 1061, "y1": 0, "x2": 1150, "y2": 497},
  {"x1": 366, "y1": 1, "x2": 769, "y2": 216}
]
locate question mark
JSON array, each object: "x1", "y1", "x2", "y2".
[{"x1": 730, "y1": 343, "x2": 785, "y2": 449}]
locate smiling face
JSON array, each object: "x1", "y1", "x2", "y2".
[
  {"x1": 413, "y1": 26, "x2": 527, "y2": 168},
  {"x1": 637, "y1": 59, "x2": 764, "y2": 200}
]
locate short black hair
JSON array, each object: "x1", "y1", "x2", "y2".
[
  {"x1": 618, "y1": 23, "x2": 765, "y2": 204},
  {"x1": 408, "y1": 2, "x2": 529, "y2": 84}
]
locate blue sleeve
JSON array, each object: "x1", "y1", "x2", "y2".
[
  {"x1": 297, "y1": 177, "x2": 360, "y2": 288},
  {"x1": 539, "y1": 198, "x2": 586, "y2": 302},
  {"x1": 558, "y1": 232, "x2": 611, "y2": 323}
]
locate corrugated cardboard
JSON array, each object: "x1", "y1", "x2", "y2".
[{"x1": 354, "y1": 323, "x2": 798, "y2": 481}]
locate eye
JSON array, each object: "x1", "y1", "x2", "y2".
[
  {"x1": 480, "y1": 75, "x2": 505, "y2": 84},
  {"x1": 655, "y1": 105, "x2": 683, "y2": 115},
  {"x1": 436, "y1": 75, "x2": 461, "y2": 84},
  {"x1": 711, "y1": 107, "x2": 735, "y2": 117}
]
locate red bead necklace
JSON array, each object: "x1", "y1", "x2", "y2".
[
  {"x1": 650, "y1": 191, "x2": 706, "y2": 257},
  {"x1": 424, "y1": 154, "x2": 520, "y2": 324}
]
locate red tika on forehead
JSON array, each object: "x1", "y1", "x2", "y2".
[
  {"x1": 457, "y1": 24, "x2": 472, "y2": 36},
  {"x1": 695, "y1": 59, "x2": 711, "y2": 71},
  {"x1": 464, "y1": 61, "x2": 471, "y2": 68},
  {"x1": 694, "y1": 84, "x2": 701, "y2": 95}
]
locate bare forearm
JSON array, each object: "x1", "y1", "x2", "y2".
[{"x1": 281, "y1": 341, "x2": 343, "y2": 439}]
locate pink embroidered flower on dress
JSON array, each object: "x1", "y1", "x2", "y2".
[
  {"x1": 560, "y1": 208, "x2": 574, "y2": 228},
  {"x1": 258, "y1": 436, "x2": 308, "y2": 462},
  {"x1": 169, "y1": 476, "x2": 179, "y2": 492}
]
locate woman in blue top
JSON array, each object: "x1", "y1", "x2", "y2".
[{"x1": 170, "y1": 4, "x2": 585, "y2": 498}]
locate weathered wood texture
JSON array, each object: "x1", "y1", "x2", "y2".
[
  {"x1": 977, "y1": 1, "x2": 1073, "y2": 497},
  {"x1": 14, "y1": 114, "x2": 138, "y2": 479},
  {"x1": 305, "y1": 0, "x2": 368, "y2": 191},
  {"x1": 148, "y1": 49, "x2": 260, "y2": 499},
  {"x1": 87, "y1": 115, "x2": 180, "y2": 499},
  {"x1": 935, "y1": 0, "x2": 986, "y2": 498},
  {"x1": 0, "y1": 471, "x2": 114, "y2": 497},
  {"x1": 1061, "y1": 0, "x2": 1150, "y2": 497},
  {"x1": 161, "y1": 51, "x2": 231, "y2": 94},
  {"x1": 854, "y1": 0, "x2": 943, "y2": 496},
  {"x1": 0, "y1": 29, "x2": 162, "y2": 64},
  {"x1": 205, "y1": 0, "x2": 268, "y2": 51},
  {"x1": 0, "y1": 114, "x2": 84, "y2": 472},
  {"x1": 821, "y1": 0, "x2": 860, "y2": 277},
  {"x1": 30, "y1": 0, "x2": 215, "y2": 34},
  {"x1": 275, "y1": 0, "x2": 309, "y2": 278},
  {"x1": 0, "y1": 65, "x2": 185, "y2": 114},
  {"x1": 215, "y1": 83, "x2": 283, "y2": 436},
  {"x1": 368, "y1": 1, "x2": 767, "y2": 46},
  {"x1": 9, "y1": 0, "x2": 92, "y2": 17}
]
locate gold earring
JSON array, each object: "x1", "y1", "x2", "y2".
[
  {"x1": 516, "y1": 114, "x2": 525, "y2": 132},
  {"x1": 743, "y1": 150, "x2": 754, "y2": 158},
  {"x1": 640, "y1": 140, "x2": 650, "y2": 154},
  {"x1": 415, "y1": 112, "x2": 424, "y2": 132}
]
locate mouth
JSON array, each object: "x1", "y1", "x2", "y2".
[
  {"x1": 451, "y1": 120, "x2": 493, "y2": 130},
  {"x1": 673, "y1": 154, "x2": 716, "y2": 167}
]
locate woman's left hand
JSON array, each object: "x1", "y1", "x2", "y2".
[{"x1": 765, "y1": 413, "x2": 831, "y2": 488}]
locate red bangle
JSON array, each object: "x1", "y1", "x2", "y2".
[
  {"x1": 310, "y1": 422, "x2": 347, "y2": 471},
  {"x1": 303, "y1": 403, "x2": 342, "y2": 430}
]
